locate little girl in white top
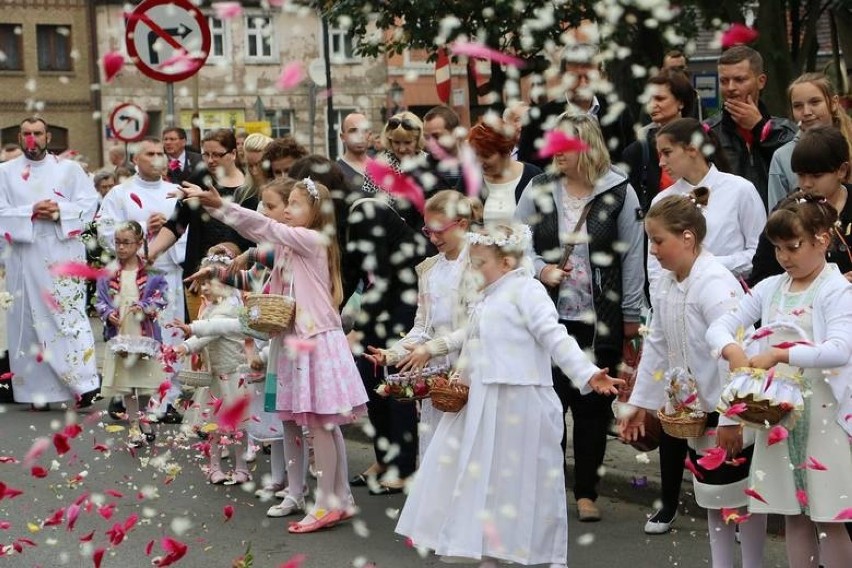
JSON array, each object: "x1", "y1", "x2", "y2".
[
  {"x1": 366, "y1": 190, "x2": 481, "y2": 462},
  {"x1": 707, "y1": 193, "x2": 852, "y2": 567},
  {"x1": 396, "y1": 224, "x2": 623, "y2": 568},
  {"x1": 620, "y1": 189, "x2": 767, "y2": 567}
]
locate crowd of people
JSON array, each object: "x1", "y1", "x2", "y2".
[{"x1": 1, "y1": 42, "x2": 852, "y2": 567}]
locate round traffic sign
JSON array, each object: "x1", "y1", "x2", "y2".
[
  {"x1": 109, "y1": 103, "x2": 149, "y2": 143},
  {"x1": 125, "y1": 0, "x2": 211, "y2": 83}
]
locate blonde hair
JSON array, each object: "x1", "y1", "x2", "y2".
[
  {"x1": 788, "y1": 73, "x2": 852, "y2": 167},
  {"x1": 243, "y1": 133, "x2": 274, "y2": 194},
  {"x1": 292, "y1": 179, "x2": 343, "y2": 307},
  {"x1": 425, "y1": 190, "x2": 483, "y2": 224},
  {"x1": 555, "y1": 112, "x2": 610, "y2": 187},
  {"x1": 380, "y1": 111, "x2": 426, "y2": 153}
]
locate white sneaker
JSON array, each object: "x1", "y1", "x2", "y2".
[
  {"x1": 274, "y1": 484, "x2": 309, "y2": 499},
  {"x1": 266, "y1": 495, "x2": 305, "y2": 518},
  {"x1": 245, "y1": 445, "x2": 257, "y2": 463},
  {"x1": 644, "y1": 509, "x2": 677, "y2": 535}
]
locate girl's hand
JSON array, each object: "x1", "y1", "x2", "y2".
[
  {"x1": 249, "y1": 357, "x2": 265, "y2": 372},
  {"x1": 184, "y1": 266, "x2": 214, "y2": 284},
  {"x1": 398, "y1": 344, "x2": 431, "y2": 373},
  {"x1": 721, "y1": 344, "x2": 749, "y2": 371},
  {"x1": 363, "y1": 346, "x2": 387, "y2": 367},
  {"x1": 229, "y1": 251, "x2": 251, "y2": 275},
  {"x1": 748, "y1": 348, "x2": 785, "y2": 370},
  {"x1": 179, "y1": 182, "x2": 223, "y2": 209},
  {"x1": 540, "y1": 264, "x2": 568, "y2": 288},
  {"x1": 587, "y1": 368, "x2": 624, "y2": 396},
  {"x1": 107, "y1": 312, "x2": 120, "y2": 327},
  {"x1": 617, "y1": 405, "x2": 646, "y2": 442},
  {"x1": 716, "y1": 424, "x2": 744, "y2": 458},
  {"x1": 166, "y1": 319, "x2": 192, "y2": 339}
]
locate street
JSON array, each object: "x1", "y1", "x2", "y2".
[{"x1": 0, "y1": 402, "x2": 789, "y2": 567}]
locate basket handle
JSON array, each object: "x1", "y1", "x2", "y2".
[{"x1": 743, "y1": 321, "x2": 811, "y2": 349}]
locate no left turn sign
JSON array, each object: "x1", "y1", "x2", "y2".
[
  {"x1": 109, "y1": 103, "x2": 149, "y2": 143},
  {"x1": 125, "y1": 0, "x2": 211, "y2": 83}
]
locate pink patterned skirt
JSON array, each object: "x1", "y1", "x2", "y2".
[{"x1": 275, "y1": 329, "x2": 368, "y2": 428}]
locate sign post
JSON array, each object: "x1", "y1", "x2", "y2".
[
  {"x1": 108, "y1": 103, "x2": 149, "y2": 143},
  {"x1": 124, "y1": 0, "x2": 210, "y2": 125}
]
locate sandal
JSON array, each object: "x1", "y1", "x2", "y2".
[
  {"x1": 207, "y1": 467, "x2": 228, "y2": 485},
  {"x1": 254, "y1": 482, "x2": 287, "y2": 498},
  {"x1": 226, "y1": 469, "x2": 252, "y2": 485},
  {"x1": 287, "y1": 510, "x2": 342, "y2": 534},
  {"x1": 266, "y1": 494, "x2": 306, "y2": 518}
]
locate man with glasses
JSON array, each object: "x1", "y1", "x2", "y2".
[
  {"x1": 423, "y1": 105, "x2": 466, "y2": 194},
  {"x1": 0, "y1": 116, "x2": 101, "y2": 410}
]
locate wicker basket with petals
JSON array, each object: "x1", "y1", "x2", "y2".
[
  {"x1": 430, "y1": 375, "x2": 469, "y2": 413},
  {"x1": 657, "y1": 409, "x2": 707, "y2": 439},
  {"x1": 245, "y1": 293, "x2": 294, "y2": 335}
]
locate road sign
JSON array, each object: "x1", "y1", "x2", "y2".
[
  {"x1": 109, "y1": 103, "x2": 149, "y2": 143},
  {"x1": 125, "y1": 0, "x2": 211, "y2": 83},
  {"x1": 435, "y1": 48, "x2": 451, "y2": 104}
]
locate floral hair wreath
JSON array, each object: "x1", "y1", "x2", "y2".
[
  {"x1": 302, "y1": 177, "x2": 319, "y2": 201},
  {"x1": 467, "y1": 224, "x2": 532, "y2": 252},
  {"x1": 200, "y1": 254, "x2": 233, "y2": 267}
]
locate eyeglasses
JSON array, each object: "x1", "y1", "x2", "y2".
[
  {"x1": 387, "y1": 117, "x2": 420, "y2": 132},
  {"x1": 201, "y1": 150, "x2": 231, "y2": 160},
  {"x1": 421, "y1": 219, "x2": 460, "y2": 238}
]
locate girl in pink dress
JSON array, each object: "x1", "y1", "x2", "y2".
[{"x1": 179, "y1": 177, "x2": 368, "y2": 534}]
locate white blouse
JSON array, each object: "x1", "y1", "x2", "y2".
[
  {"x1": 630, "y1": 253, "x2": 742, "y2": 414},
  {"x1": 482, "y1": 176, "x2": 521, "y2": 224},
  {"x1": 647, "y1": 165, "x2": 766, "y2": 299}
]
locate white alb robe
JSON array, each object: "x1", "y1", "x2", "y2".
[{"x1": 0, "y1": 154, "x2": 99, "y2": 403}]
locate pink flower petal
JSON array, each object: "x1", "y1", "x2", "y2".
[
  {"x1": 49, "y1": 261, "x2": 109, "y2": 281},
  {"x1": 834, "y1": 507, "x2": 852, "y2": 520},
  {"x1": 30, "y1": 466, "x2": 48, "y2": 478},
  {"x1": 696, "y1": 447, "x2": 727, "y2": 471},
  {"x1": 684, "y1": 456, "x2": 704, "y2": 480},
  {"x1": 364, "y1": 159, "x2": 426, "y2": 214},
  {"x1": 537, "y1": 130, "x2": 589, "y2": 159},
  {"x1": 744, "y1": 487, "x2": 768, "y2": 504},
  {"x1": 93, "y1": 547, "x2": 106, "y2": 568},
  {"x1": 216, "y1": 394, "x2": 251, "y2": 432},
  {"x1": 102, "y1": 51, "x2": 124, "y2": 83},
  {"x1": 804, "y1": 456, "x2": 828, "y2": 471},
  {"x1": 212, "y1": 1, "x2": 242, "y2": 20},
  {"x1": 720, "y1": 507, "x2": 751, "y2": 524},
  {"x1": 276, "y1": 62, "x2": 306, "y2": 90},
  {"x1": 721, "y1": 23, "x2": 759, "y2": 49},
  {"x1": 285, "y1": 337, "x2": 316, "y2": 354},
  {"x1": 796, "y1": 489, "x2": 808, "y2": 508},
  {"x1": 450, "y1": 40, "x2": 525, "y2": 68},
  {"x1": 223, "y1": 504, "x2": 234, "y2": 521},
  {"x1": 280, "y1": 554, "x2": 308, "y2": 568},
  {"x1": 129, "y1": 192, "x2": 143, "y2": 208},
  {"x1": 22, "y1": 437, "x2": 50, "y2": 467},
  {"x1": 52, "y1": 432, "x2": 71, "y2": 455},
  {"x1": 724, "y1": 402, "x2": 747, "y2": 417},
  {"x1": 767, "y1": 425, "x2": 788, "y2": 446},
  {"x1": 750, "y1": 327, "x2": 774, "y2": 340}
]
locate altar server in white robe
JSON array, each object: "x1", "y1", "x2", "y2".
[{"x1": 0, "y1": 117, "x2": 99, "y2": 407}]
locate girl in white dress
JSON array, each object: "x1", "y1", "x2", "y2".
[
  {"x1": 95, "y1": 221, "x2": 168, "y2": 447},
  {"x1": 706, "y1": 193, "x2": 852, "y2": 567},
  {"x1": 619, "y1": 190, "x2": 767, "y2": 567},
  {"x1": 366, "y1": 190, "x2": 480, "y2": 463},
  {"x1": 395, "y1": 224, "x2": 623, "y2": 568}
]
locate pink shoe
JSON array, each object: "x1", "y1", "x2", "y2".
[{"x1": 207, "y1": 467, "x2": 227, "y2": 485}]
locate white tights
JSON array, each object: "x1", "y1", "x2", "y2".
[
  {"x1": 706, "y1": 509, "x2": 766, "y2": 568},
  {"x1": 785, "y1": 514, "x2": 852, "y2": 568}
]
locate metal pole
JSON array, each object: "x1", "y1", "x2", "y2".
[
  {"x1": 321, "y1": 16, "x2": 335, "y2": 159},
  {"x1": 166, "y1": 82, "x2": 175, "y2": 127},
  {"x1": 308, "y1": 82, "x2": 317, "y2": 154}
]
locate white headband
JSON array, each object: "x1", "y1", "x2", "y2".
[{"x1": 302, "y1": 178, "x2": 319, "y2": 200}]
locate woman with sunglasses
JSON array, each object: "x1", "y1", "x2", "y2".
[
  {"x1": 363, "y1": 112, "x2": 433, "y2": 230},
  {"x1": 150, "y1": 128, "x2": 259, "y2": 321},
  {"x1": 365, "y1": 190, "x2": 482, "y2": 467},
  {"x1": 514, "y1": 112, "x2": 645, "y2": 523}
]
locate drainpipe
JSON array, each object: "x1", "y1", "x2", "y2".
[{"x1": 87, "y1": 0, "x2": 104, "y2": 168}]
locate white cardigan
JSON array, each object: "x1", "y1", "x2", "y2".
[
  {"x1": 706, "y1": 263, "x2": 852, "y2": 433},
  {"x1": 630, "y1": 253, "x2": 742, "y2": 417},
  {"x1": 462, "y1": 269, "x2": 600, "y2": 391},
  {"x1": 647, "y1": 165, "x2": 765, "y2": 298},
  {"x1": 182, "y1": 294, "x2": 246, "y2": 375}
]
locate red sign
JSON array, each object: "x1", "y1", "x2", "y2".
[
  {"x1": 108, "y1": 103, "x2": 149, "y2": 143},
  {"x1": 435, "y1": 48, "x2": 451, "y2": 104},
  {"x1": 125, "y1": 0, "x2": 210, "y2": 83}
]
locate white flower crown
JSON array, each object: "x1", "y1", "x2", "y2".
[
  {"x1": 467, "y1": 224, "x2": 532, "y2": 251},
  {"x1": 200, "y1": 254, "x2": 233, "y2": 267},
  {"x1": 302, "y1": 177, "x2": 319, "y2": 200}
]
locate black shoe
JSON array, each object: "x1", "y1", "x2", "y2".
[
  {"x1": 349, "y1": 474, "x2": 370, "y2": 487},
  {"x1": 144, "y1": 430, "x2": 156, "y2": 443},
  {"x1": 368, "y1": 484, "x2": 404, "y2": 496},
  {"x1": 29, "y1": 403, "x2": 51, "y2": 412},
  {"x1": 108, "y1": 397, "x2": 126, "y2": 420},
  {"x1": 159, "y1": 405, "x2": 183, "y2": 424},
  {"x1": 76, "y1": 388, "x2": 101, "y2": 409}
]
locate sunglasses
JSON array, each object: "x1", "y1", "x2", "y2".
[
  {"x1": 387, "y1": 117, "x2": 420, "y2": 132},
  {"x1": 421, "y1": 219, "x2": 460, "y2": 238}
]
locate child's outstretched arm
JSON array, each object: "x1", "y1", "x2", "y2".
[
  {"x1": 188, "y1": 317, "x2": 243, "y2": 339},
  {"x1": 706, "y1": 280, "x2": 765, "y2": 369}
]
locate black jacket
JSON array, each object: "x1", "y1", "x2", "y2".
[
  {"x1": 705, "y1": 103, "x2": 796, "y2": 209},
  {"x1": 518, "y1": 95, "x2": 635, "y2": 169},
  {"x1": 167, "y1": 150, "x2": 203, "y2": 185},
  {"x1": 621, "y1": 127, "x2": 663, "y2": 214},
  {"x1": 342, "y1": 190, "x2": 430, "y2": 348}
]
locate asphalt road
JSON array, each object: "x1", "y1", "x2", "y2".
[{"x1": 0, "y1": 401, "x2": 789, "y2": 567}]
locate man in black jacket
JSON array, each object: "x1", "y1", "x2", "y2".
[
  {"x1": 518, "y1": 46, "x2": 635, "y2": 169},
  {"x1": 162, "y1": 127, "x2": 203, "y2": 185},
  {"x1": 705, "y1": 45, "x2": 797, "y2": 210}
]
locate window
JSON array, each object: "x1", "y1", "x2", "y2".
[
  {"x1": 37, "y1": 25, "x2": 72, "y2": 72},
  {"x1": 265, "y1": 110, "x2": 292, "y2": 138},
  {"x1": 0, "y1": 24, "x2": 23, "y2": 71},
  {"x1": 245, "y1": 15, "x2": 275, "y2": 62},
  {"x1": 329, "y1": 27, "x2": 356, "y2": 63},
  {"x1": 333, "y1": 108, "x2": 356, "y2": 158},
  {"x1": 207, "y1": 16, "x2": 228, "y2": 61}
]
